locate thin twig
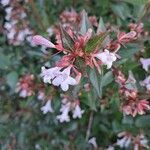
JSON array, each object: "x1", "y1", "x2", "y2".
[{"x1": 86, "y1": 110, "x2": 94, "y2": 141}]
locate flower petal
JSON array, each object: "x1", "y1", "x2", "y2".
[{"x1": 32, "y1": 35, "x2": 55, "y2": 48}]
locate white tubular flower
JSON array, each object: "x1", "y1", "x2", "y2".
[
  {"x1": 140, "y1": 58, "x2": 150, "y2": 72},
  {"x1": 32, "y1": 35, "x2": 55, "y2": 48},
  {"x1": 107, "y1": 146, "x2": 115, "y2": 150},
  {"x1": 19, "y1": 90, "x2": 28, "y2": 98},
  {"x1": 95, "y1": 49, "x2": 117, "y2": 69},
  {"x1": 41, "y1": 66, "x2": 61, "y2": 84},
  {"x1": 0, "y1": 0, "x2": 10, "y2": 6},
  {"x1": 41, "y1": 100, "x2": 54, "y2": 114},
  {"x1": 56, "y1": 104, "x2": 70, "y2": 123},
  {"x1": 140, "y1": 75, "x2": 150, "y2": 91},
  {"x1": 37, "y1": 91, "x2": 45, "y2": 101},
  {"x1": 116, "y1": 136, "x2": 131, "y2": 148},
  {"x1": 72, "y1": 105, "x2": 84, "y2": 119},
  {"x1": 88, "y1": 137, "x2": 98, "y2": 148},
  {"x1": 139, "y1": 134, "x2": 149, "y2": 149},
  {"x1": 52, "y1": 66, "x2": 77, "y2": 91}
]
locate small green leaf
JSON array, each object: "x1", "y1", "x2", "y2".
[
  {"x1": 97, "y1": 17, "x2": 106, "y2": 33},
  {"x1": 135, "y1": 115, "x2": 150, "y2": 127},
  {"x1": 122, "y1": 115, "x2": 134, "y2": 125},
  {"x1": 89, "y1": 68, "x2": 102, "y2": 97},
  {"x1": 125, "y1": 71, "x2": 137, "y2": 90},
  {"x1": 118, "y1": 45, "x2": 140, "y2": 58},
  {"x1": 0, "y1": 54, "x2": 10, "y2": 69},
  {"x1": 80, "y1": 10, "x2": 93, "y2": 35},
  {"x1": 111, "y1": 3, "x2": 131, "y2": 20},
  {"x1": 84, "y1": 33, "x2": 108, "y2": 53},
  {"x1": 101, "y1": 71, "x2": 113, "y2": 88},
  {"x1": 6, "y1": 71, "x2": 18, "y2": 90},
  {"x1": 60, "y1": 26, "x2": 75, "y2": 51}
]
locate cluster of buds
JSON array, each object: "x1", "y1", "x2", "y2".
[
  {"x1": 115, "y1": 131, "x2": 149, "y2": 150},
  {"x1": 15, "y1": 74, "x2": 48, "y2": 100},
  {"x1": 15, "y1": 74, "x2": 55, "y2": 115},
  {"x1": 15, "y1": 74, "x2": 35, "y2": 98},
  {"x1": 56, "y1": 96, "x2": 84, "y2": 123},
  {"x1": 106, "y1": 23, "x2": 143, "y2": 53},
  {"x1": 15, "y1": 74, "x2": 84, "y2": 121},
  {"x1": 32, "y1": 11, "x2": 142, "y2": 92},
  {"x1": 59, "y1": 9, "x2": 98, "y2": 29},
  {"x1": 114, "y1": 69, "x2": 150, "y2": 117},
  {"x1": 46, "y1": 9, "x2": 98, "y2": 37},
  {"x1": 1, "y1": 0, "x2": 34, "y2": 46}
]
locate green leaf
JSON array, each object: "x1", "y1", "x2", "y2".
[
  {"x1": 6, "y1": 71, "x2": 18, "y2": 90},
  {"x1": 122, "y1": 115, "x2": 134, "y2": 125},
  {"x1": 89, "y1": 68, "x2": 102, "y2": 97},
  {"x1": 125, "y1": 71, "x2": 137, "y2": 90},
  {"x1": 111, "y1": 3, "x2": 131, "y2": 20},
  {"x1": 101, "y1": 71, "x2": 113, "y2": 88},
  {"x1": 135, "y1": 115, "x2": 150, "y2": 127},
  {"x1": 121, "y1": 0, "x2": 148, "y2": 5},
  {"x1": 84, "y1": 33, "x2": 108, "y2": 53},
  {"x1": 60, "y1": 26, "x2": 75, "y2": 51},
  {"x1": 0, "y1": 54, "x2": 10, "y2": 69},
  {"x1": 97, "y1": 17, "x2": 106, "y2": 33},
  {"x1": 118, "y1": 45, "x2": 140, "y2": 58},
  {"x1": 80, "y1": 10, "x2": 93, "y2": 35}
]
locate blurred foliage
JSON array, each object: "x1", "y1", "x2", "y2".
[{"x1": 0, "y1": 0, "x2": 150, "y2": 149}]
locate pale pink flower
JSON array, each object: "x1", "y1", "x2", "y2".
[
  {"x1": 116, "y1": 132, "x2": 132, "y2": 148},
  {"x1": 122, "y1": 99, "x2": 150, "y2": 117},
  {"x1": 72, "y1": 105, "x2": 84, "y2": 119},
  {"x1": 88, "y1": 137, "x2": 98, "y2": 148},
  {"x1": 16, "y1": 74, "x2": 34, "y2": 98},
  {"x1": 118, "y1": 31, "x2": 137, "y2": 43},
  {"x1": 52, "y1": 66, "x2": 77, "y2": 91},
  {"x1": 19, "y1": 90, "x2": 28, "y2": 98},
  {"x1": 0, "y1": 0, "x2": 10, "y2": 6},
  {"x1": 32, "y1": 35, "x2": 55, "y2": 48},
  {"x1": 140, "y1": 58, "x2": 150, "y2": 72},
  {"x1": 41, "y1": 66, "x2": 61, "y2": 84},
  {"x1": 140, "y1": 75, "x2": 150, "y2": 91},
  {"x1": 41, "y1": 100, "x2": 54, "y2": 114},
  {"x1": 137, "y1": 100, "x2": 150, "y2": 115},
  {"x1": 95, "y1": 49, "x2": 117, "y2": 69},
  {"x1": 107, "y1": 146, "x2": 114, "y2": 150},
  {"x1": 37, "y1": 91, "x2": 45, "y2": 100},
  {"x1": 133, "y1": 134, "x2": 149, "y2": 150},
  {"x1": 56, "y1": 102, "x2": 71, "y2": 123},
  {"x1": 129, "y1": 23, "x2": 144, "y2": 34}
]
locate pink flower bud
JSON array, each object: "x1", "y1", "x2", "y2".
[{"x1": 32, "y1": 35, "x2": 55, "y2": 48}]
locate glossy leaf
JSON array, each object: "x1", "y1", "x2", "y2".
[
  {"x1": 6, "y1": 71, "x2": 18, "y2": 90},
  {"x1": 60, "y1": 25, "x2": 75, "y2": 50},
  {"x1": 84, "y1": 33, "x2": 108, "y2": 53},
  {"x1": 80, "y1": 10, "x2": 93, "y2": 35}
]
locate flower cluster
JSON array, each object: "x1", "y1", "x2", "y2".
[
  {"x1": 16, "y1": 74, "x2": 35, "y2": 98},
  {"x1": 32, "y1": 11, "x2": 142, "y2": 92},
  {"x1": 116, "y1": 131, "x2": 149, "y2": 150},
  {"x1": 56, "y1": 97, "x2": 84, "y2": 123},
  {"x1": 41, "y1": 66, "x2": 77, "y2": 91},
  {"x1": 1, "y1": 0, "x2": 34, "y2": 46},
  {"x1": 15, "y1": 74, "x2": 84, "y2": 121},
  {"x1": 114, "y1": 69, "x2": 150, "y2": 117}
]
